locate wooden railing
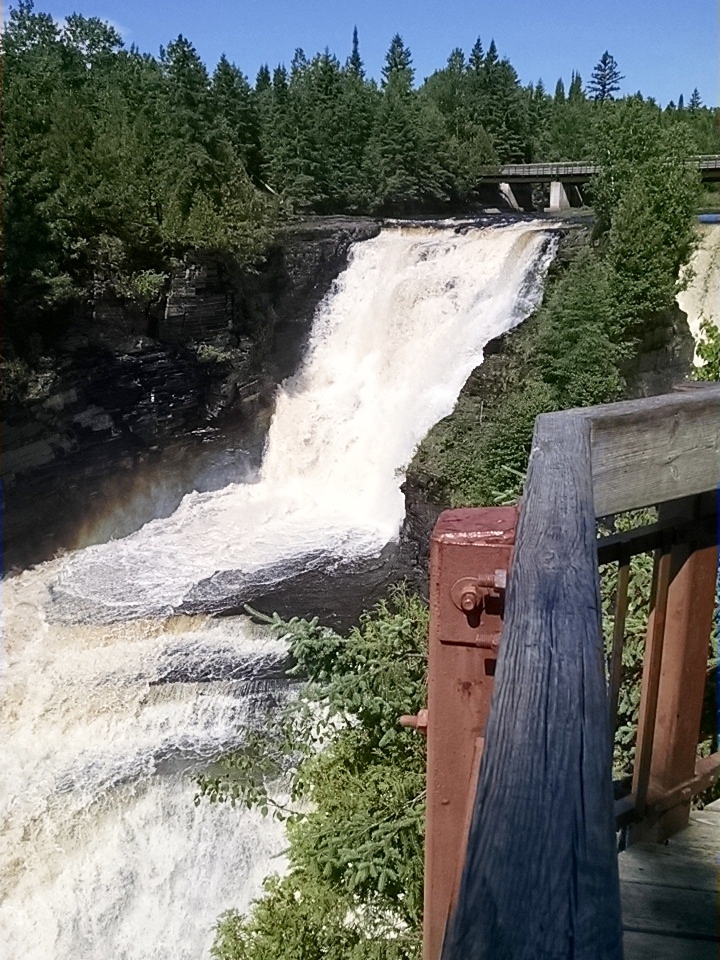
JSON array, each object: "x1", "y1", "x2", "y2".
[{"x1": 434, "y1": 383, "x2": 720, "y2": 960}]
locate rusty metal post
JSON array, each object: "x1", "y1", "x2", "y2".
[
  {"x1": 632, "y1": 493, "x2": 719, "y2": 841},
  {"x1": 423, "y1": 507, "x2": 517, "y2": 960}
]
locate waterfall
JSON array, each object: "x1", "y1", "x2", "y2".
[
  {"x1": 678, "y1": 223, "x2": 720, "y2": 365},
  {"x1": 1, "y1": 221, "x2": 558, "y2": 960}
]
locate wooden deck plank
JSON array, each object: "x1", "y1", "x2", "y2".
[
  {"x1": 663, "y1": 814, "x2": 719, "y2": 858},
  {"x1": 619, "y1": 842, "x2": 717, "y2": 891},
  {"x1": 623, "y1": 931, "x2": 719, "y2": 960},
  {"x1": 620, "y1": 881, "x2": 718, "y2": 939},
  {"x1": 619, "y1": 811, "x2": 719, "y2": 957}
]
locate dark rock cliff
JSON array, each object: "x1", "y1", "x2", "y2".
[{"x1": 3, "y1": 217, "x2": 380, "y2": 571}]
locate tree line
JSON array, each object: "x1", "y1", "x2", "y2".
[{"x1": 3, "y1": 1, "x2": 719, "y2": 354}]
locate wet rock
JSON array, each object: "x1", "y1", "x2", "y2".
[
  {"x1": 179, "y1": 542, "x2": 404, "y2": 632},
  {"x1": 3, "y1": 218, "x2": 380, "y2": 572}
]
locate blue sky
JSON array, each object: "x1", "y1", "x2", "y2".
[{"x1": 8, "y1": 0, "x2": 720, "y2": 106}]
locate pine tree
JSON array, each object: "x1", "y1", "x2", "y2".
[
  {"x1": 290, "y1": 48, "x2": 308, "y2": 81},
  {"x1": 446, "y1": 47, "x2": 465, "y2": 73},
  {"x1": 469, "y1": 37, "x2": 484, "y2": 73},
  {"x1": 554, "y1": 78, "x2": 565, "y2": 103},
  {"x1": 485, "y1": 39, "x2": 499, "y2": 69},
  {"x1": 587, "y1": 51, "x2": 624, "y2": 102},
  {"x1": 381, "y1": 34, "x2": 414, "y2": 90},
  {"x1": 346, "y1": 26, "x2": 364, "y2": 78},
  {"x1": 211, "y1": 55, "x2": 261, "y2": 179},
  {"x1": 568, "y1": 70, "x2": 584, "y2": 101},
  {"x1": 255, "y1": 64, "x2": 271, "y2": 93},
  {"x1": 677, "y1": 93, "x2": 685, "y2": 111},
  {"x1": 689, "y1": 88, "x2": 702, "y2": 110}
]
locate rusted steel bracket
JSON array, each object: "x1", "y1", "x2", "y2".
[{"x1": 421, "y1": 506, "x2": 517, "y2": 960}]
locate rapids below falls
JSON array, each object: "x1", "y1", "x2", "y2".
[{"x1": 4, "y1": 220, "x2": 591, "y2": 958}]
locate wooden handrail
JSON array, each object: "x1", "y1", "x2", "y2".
[{"x1": 441, "y1": 383, "x2": 720, "y2": 960}]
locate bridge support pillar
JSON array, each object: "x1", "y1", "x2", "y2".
[
  {"x1": 498, "y1": 181, "x2": 522, "y2": 212},
  {"x1": 548, "y1": 180, "x2": 570, "y2": 212}
]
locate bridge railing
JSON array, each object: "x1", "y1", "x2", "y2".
[{"x1": 428, "y1": 383, "x2": 720, "y2": 960}]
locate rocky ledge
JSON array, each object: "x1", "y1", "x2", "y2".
[{"x1": 3, "y1": 217, "x2": 380, "y2": 571}]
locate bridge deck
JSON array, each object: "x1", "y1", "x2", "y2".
[{"x1": 621, "y1": 806, "x2": 719, "y2": 958}]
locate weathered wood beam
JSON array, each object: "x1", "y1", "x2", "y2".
[
  {"x1": 584, "y1": 383, "x2": 720, "y2": 517},
  {"x1": 442, "y1": 412, "x2": 622, "y2": 960}
]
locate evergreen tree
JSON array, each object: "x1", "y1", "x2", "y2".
[
  {"x1": 254, "y1": 64, "x2": 271, "y2": 93},
  {"x1": 568, "y1": 70, "x2": 584, "y2": 101},
  {"x1": 587, "y1": 51, "x2": 624, "y2": 102},
  {"x1": 446, "y1": 47, "x2": 465, "y2": 73},
  {"x1": 554, "y1": 78, "x2": 566, "y2": 103},
  {"x1": 211, "y1": 55, "x2": 262, "y2": 180},
  {"x1": 290, "y1": 47, "x2": 308, "y2": 81},
  {"x1": 381, "y1": 34, "x2": 414, "y2": 90},
  {"x1": 484, "y1": 39, "x2": 499, "y2": 69},
  {"x1": 346, "y1": 25, "x2": 364, "y2": 78},
  {"x1": 468, "y1": 36, "x2": 484, "y2": 73},
  {"x1": 689, "y1": 88, "x2": 702, "y2": 110},
  {"x1": 677, "y1": 93, "x2": 685, "y2": 111}
]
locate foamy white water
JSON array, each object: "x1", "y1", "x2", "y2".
[
  {"x1": 50, "y1": 223, "x2": 558, "y2": 621},
  {"x1": 678, "y1": 223, "x2": 720, "y2": 365},
  {"x1": 1, "y1": 222, "x2": 558, "y2": 960}
]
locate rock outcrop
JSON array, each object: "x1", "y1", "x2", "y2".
[{"x1": 3, "y1": 217, "x2": 380, "y2": 571}]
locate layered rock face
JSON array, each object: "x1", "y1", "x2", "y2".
[{"x1": 3, "y1": 218, "x2": 380, "y2": 571}]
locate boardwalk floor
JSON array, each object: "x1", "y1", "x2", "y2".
[{"x1": 620, "y1": 806, "x2": 719, "y2": 959}]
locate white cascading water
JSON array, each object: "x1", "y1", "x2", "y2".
[
  {"x1": 1, "y1": 222, "x2": 558, "y2": 960},
  {"x1": 677, "y1": 223, "x2": 720, "y2": 364}
]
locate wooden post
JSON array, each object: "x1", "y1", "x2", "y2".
[
  {"x1": 632, "y1": 493, "x2": 719, "y2": 841},
  {"x1": 424, "y1": 507, "x2": 516, "y2": 960},
  {"x1": 442, "y1": 413, "x2": 622, "y2": 960}
]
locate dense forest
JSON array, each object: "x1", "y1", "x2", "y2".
[{"x1": 3, "y1": 1, "x2": 719, "y2": 361}]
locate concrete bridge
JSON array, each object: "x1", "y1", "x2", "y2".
[{"x1": 479, "y1": 155, "x2": 720, "y2": 212}]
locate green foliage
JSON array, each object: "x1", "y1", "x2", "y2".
[
  {"x1": 693, "y1": 318, "x2": 720, "y2": 381},
  {"x1": 592, "y1": 108, "x2": 700, "y2": 337},
  {"x1": 6, "y1": 4, "x2": 718, "y2": 353},
  {"x1": 587, "y1": 51, "x2": 624, "y2": 102},
  {"x1": 590, "y1": 101, "x2": 701, "y2": 325},
  {"x1": 3, "y1": 1, "x2": 274, "y2": 353},
  {"x1": 198, "y1": 587, "x2": 428, "y2": 959},
  {"x1": 212, "y1": 874, "x2": 419, "y2": 960}
]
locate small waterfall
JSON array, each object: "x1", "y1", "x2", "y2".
[
  {"x1": 678, "y1": 223, "x2": 720, "y2": 364},
  {"x1": 1, "y1": 221, "x2": 558, "y2": 960}
]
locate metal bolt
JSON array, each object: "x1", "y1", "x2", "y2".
[
  {"x1": 460, "y1": 588, "x2": 480, "y2": 612},
  {"x1": 399, "y1": 709, "x2": 428, "y2": 735}
]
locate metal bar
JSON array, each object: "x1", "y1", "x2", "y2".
[
  {"x1": 633, "y1": 541, "x2": 673, "y2": 818},
  {"x1": 609, "y1": 548, "x2": 630, "y2": 735}
]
